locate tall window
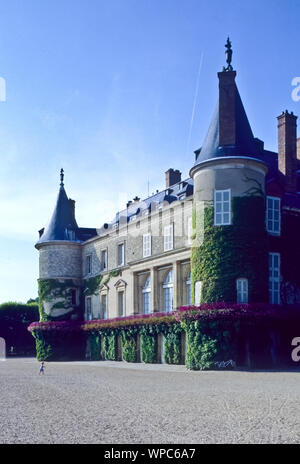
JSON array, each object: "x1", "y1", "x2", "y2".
[
  {"x1": 86, "y1": 297, "x2": 92, "y2": 320},
  {"x1": 101, "y1": 294, "x2": 107, "y2": 319},
  {"x1": 101, "y1": 249, "x2": 107, "y2": 271},
  {"x1": 118, "y1": 243, "x2": 125, "y2": 266},
  {"x1": 266, "y1": 196, "x2": 281, "y2": 235},
  {"x1": 118, "y1": 291, "x2": 125, "y2": 316},
  {"x1": 269, "y1": 253, "x2": 280, "y2": 304},
  {"x1": 164, "y1": 224, "x2": 173, "y2": 251},
  {"x1": 186, "y1": 272, "x2": 191, "y2": 305},
  {"x1": 86, "y1": 255, "x2": 92, "y2": 275},
  {"x1": 236, "y1": 278, "x2": 248, "y2": 303},
  {"x1": 163, "y1": 270, "x2": 173, "y2": 312},
  {"x1": 143, "y1": 233, "x2": 151, "y2": 258},
  {"x1": 142, "y1": 276, "x2": 151, "y2": 314},
  {"x1": 214, "y1": 189, "x2": 231, "y2": 226}
]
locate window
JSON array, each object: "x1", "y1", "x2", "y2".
[
  {"x1": 66, "y1": 228, "x2": 76, "y2": 241},
  {"x1": 118, "y1": 291, "x2": 125, "y2": 316},
  {"x1": 101, "y1": 249, "x2": 107, "y2": 271},
  {"x1": 186, "y1": 272, "x2": 191, "y2": 305},
  {"x1": 101, "y1": 294, "x2": 107, "y2": 319},
  {"x1": 194, "y1": 281, "x2": 202, "y2": 305},
  {"x1": 269, "y1": 253, "x2": 280, "y2": 304},
  {"x1": 164, "y1": 224, "x2": 173, "y2": 251},
  {"x1": 86, "y1": 255, "x2": 92, "y2": 275},
  {"x1": 187, "y1": 217, "x2": 193, "y2": 246},
  {"x1": 86, "y1": 297, "x2": 92, "y2": 320},
  {"x1": 163, "y1": 270, "x2": 173, "y2": 312},
  {"x1": 142, "y1": 276, "x2": 151, "y2": 314},
  {"x1": 118, "y1": 243, "x2": 125, "y2": 266},
  {"x1": 266, "y1": 196, "x2": 281, "y2": 235},
  {"x1": 236, "y1": 278, "x2": 248, "y2": 303},
  {"x1": 214, "y1": 189, "x2": 231, "y2": 226},
  {"x1": 143, "y1": 233, "x2": 151, "y2": 258}
]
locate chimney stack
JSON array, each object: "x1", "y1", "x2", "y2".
[
  {"x1": 277, "y1": 110, "x2": 298, "y2": 193},
  {"x1": 218, "y1": 70, "x2": 237, "y2": 146},
  {"x1": 165, "y1": 169, "x2": 181, "y2": 188}
]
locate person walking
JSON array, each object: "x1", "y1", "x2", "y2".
[{"x1": 39, "y1": 361, "x2": 45, "y2": 375}]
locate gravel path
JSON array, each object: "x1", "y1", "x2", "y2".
[{"x1": 1, "y1": 358, "x2": 300, "y2": 444}]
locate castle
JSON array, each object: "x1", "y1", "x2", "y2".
[{"x1": 35, "y1": 42, "x2": 300, "y2": 326}]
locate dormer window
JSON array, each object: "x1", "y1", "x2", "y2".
[{"x1": 66, "y1": 228, "x2": 76, "y2": 241}]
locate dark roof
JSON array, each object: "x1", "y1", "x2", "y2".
[
  {"x1": 194, "y1": 81, "x2": 268, "y2": 167},
  {"x1": 36, "y1": 185, "x2": 79, "y2": 245}
]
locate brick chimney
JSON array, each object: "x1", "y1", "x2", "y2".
[
  {"x1": 218, "y1": 70, "x2": 237, "y2": 146},
  {"x1": 165, "y1": 169, "x2": 181, "y2": 188},
  {"x1": 277, "y1": 110, "x2": 298, "y2": 193}
]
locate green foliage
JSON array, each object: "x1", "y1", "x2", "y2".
[
  {"x1": 163, "y1": 326, "x2": 182, "y2": 364},
  {"x1": 84, "y1": 275, "x2": 102, "y2": 296},
  {"x1": 182, "y1": 319, "x2": 238, "y2": 370},
  {"x1": 0, "y1": 302, "x2": 39, "y2": 356},
  {"x1": 103, "y1": 331, "x2": 117, "y2": 360},
  {"x1": 38, "y1": 279, "x2": 79, "y2": 321},
  {"x1": 31, "y1": 329, "x2": 85, "y2": 361},
  {"x1": 140, "y1": 329, "x2": 157, "y2": 363},
  {"x1": 121, "y1": 331, "x2": 137, "y2": 363},
  {"x1": 88, "y1": 333, "x2": 101, "y2": 360},
  {"x1": 191, "y1": 197, "x2": 268, "y2": 303}
]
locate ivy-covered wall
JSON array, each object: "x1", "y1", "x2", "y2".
[
  {"x1": 38, "y1": 279, "x2": 81, "y2": 321},
  {"x1": 191, "y1": 196, "x2": 269, "y2": 303}
]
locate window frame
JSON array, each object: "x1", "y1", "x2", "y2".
[
  {"x1": 143, "y1": 233, "x2": 152, "y2": 258},
  {"x1": 266, "y1": 196, "x2": 281, "y2": 236},
  {"x1": 164, "y1": 224, "x2": 174, "y2": 252},
  {"x1": 117, "y1": 243, "x2": 125, "y2": 267},
  {"x1": 214, "y1": 189, "x2": 231, "y2": 226},
  {"x1": 86, "y1": 254, "x2": 92, "y2": 276},
  {"x1": 236, "y1": 278, "x2": 248, "y2": 304},
  {"x1": 269, "y1": 252, "x2": 281, "y2": 304},
  {"x1": 86, "y1": 296, "x2": 92, "y2": 321}
]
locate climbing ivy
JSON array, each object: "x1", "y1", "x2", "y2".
[
  {"x1": 38, "y1": 279, "x2": 79, "y2": 322},
  {"x1": 191, "y1": 196, "x2": 268, "y2": 303},
  {"x1": 121, "y1": 330, "x2": 137, "y2": 363}
]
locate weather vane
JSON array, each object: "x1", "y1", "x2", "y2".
[
  {"x1": 60, "y1": 168, "x2": 64, "y2": 186},
  {"x1": 223, "y1": 37, "x2": 233, "y2": 71}
]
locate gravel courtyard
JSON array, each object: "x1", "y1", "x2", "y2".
[{"x1": 1, "y1": 358, "x2": 300, "y2": 444}]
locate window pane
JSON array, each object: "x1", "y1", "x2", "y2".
[{"x1": 223, "y1": 191, "x2": 229, "y2": 201}]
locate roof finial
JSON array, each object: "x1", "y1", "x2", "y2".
[
  {"x1": 60, "y1": 168, "x2": 64, "y2": 186},
  {"x1": 223, "y1": 37, "x2": 233, "y2": 71}
]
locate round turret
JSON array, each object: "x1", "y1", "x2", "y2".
[{"x1": 35, "y1": 170, "x2": 82, "y2": 321}]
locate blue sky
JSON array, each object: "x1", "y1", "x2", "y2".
[{"x1": 0, "y1": 0, "x2": 299, "y2": 303}]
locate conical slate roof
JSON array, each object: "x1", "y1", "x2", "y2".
[
  {"x1": 194, "y1": 76, "x2": 263, "y2": 166},
  {"x1": 36, "y1": 183, "x2": 78, "y2": 245}
]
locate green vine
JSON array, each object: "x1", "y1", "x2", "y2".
[
  {"x1": 38, "y1": 279, "x2": 79, "y2": 322},
  {"x1": 191, "y1": 196, "x2": 268, "y2": 303}
]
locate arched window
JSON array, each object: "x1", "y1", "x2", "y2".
[
  {"x1": 163, "y1": 270, "x2": 173, "y2": 312},
  {"x1": 186, "y1": 272, "x2": 191, "y2": 305},
  {"x1": 142, "y1": 275, "x2": 151, "y2": 314},
  {"x1": 236, "y1": 278, "x2": 248, "y2": 303}
]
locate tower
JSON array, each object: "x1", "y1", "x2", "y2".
[
  {"x1": 35, "y1": 170, "x2": 82, "y2": 321},
  {"x1": 190, "y1": 40, "x2": 269, "y2": 304}
]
